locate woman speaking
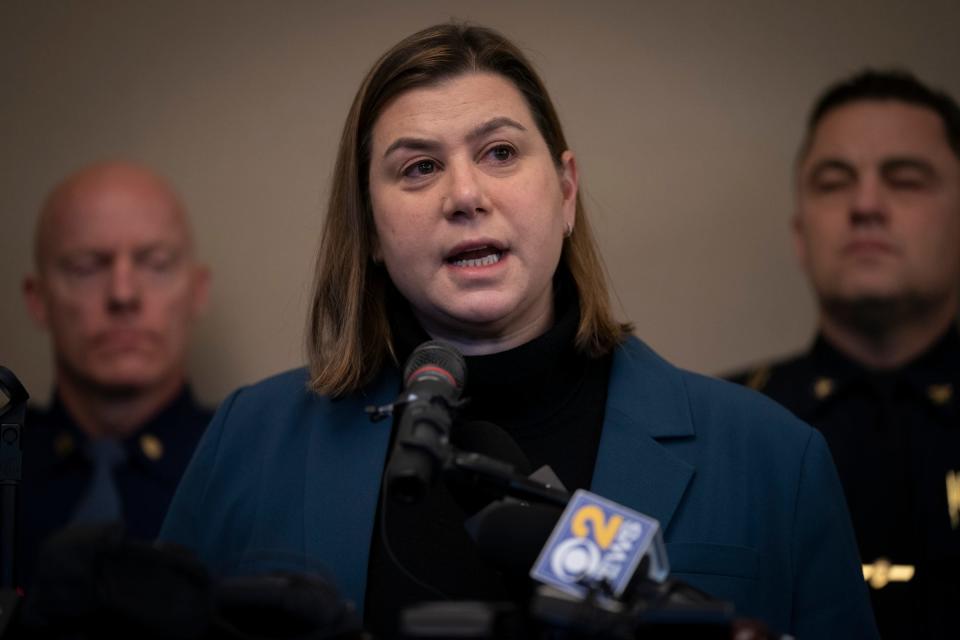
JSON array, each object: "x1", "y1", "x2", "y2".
[{"x1": 160, "y1": 23, "x2": 876, "y2": 638}]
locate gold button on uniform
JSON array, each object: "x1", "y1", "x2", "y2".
[
  {"x1": 927, "y1": 383, "x2": 953, "y2": 406},
  {"x1": 139, "y1": 434, "x2": 164, "y2": 461}
]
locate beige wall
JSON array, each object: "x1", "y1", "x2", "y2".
[{"x1": 3, "y1": 0, "x2": 959, "y2": 406}]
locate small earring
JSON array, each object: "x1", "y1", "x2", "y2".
[{"x1": 563, "y1": 222, "x2": 573, "y2": 238}]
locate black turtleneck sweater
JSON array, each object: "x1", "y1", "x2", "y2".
[{"x1": 363, "y1": 273, "x2": 613, "y2": 637}]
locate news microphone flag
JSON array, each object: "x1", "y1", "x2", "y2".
[{"x1": 530, "y1": 489, "x2": 668, "y2": 599}]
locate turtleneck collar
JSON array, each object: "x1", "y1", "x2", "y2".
[{"x1": 388, "y1": 267, "x2": 586, "y2": 434}]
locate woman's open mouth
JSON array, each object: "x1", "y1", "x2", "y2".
[{"x1": 447, "y1": 246, "x2": 504, "y2": 267}]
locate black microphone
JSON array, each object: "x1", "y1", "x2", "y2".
[
  {"x1": 385, "y1": 340, "x2": 467, "y2": 504},
  {"x1": 469, "y1": 501, "x2": 564, "y2": 579},
  {"x1": 449, "y1": 420, "x2": 532, "y2": 473},
  {"x1": 446, "y1": 420, "x2": 533, "y2": 516},
  {"x1": 469, "y1": 494, "x2": 740, "y2": 636},
  {"x1": 473, "y1": 491, "x2": 675, "y2": 599}
]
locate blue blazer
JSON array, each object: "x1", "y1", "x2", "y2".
[{"x1": 160, "y1": 337, "x2": 877, "y2": 637}]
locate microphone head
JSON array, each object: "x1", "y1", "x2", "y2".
[{"x1": 403, "y1": 340, "x2": 467, "y2": 393}]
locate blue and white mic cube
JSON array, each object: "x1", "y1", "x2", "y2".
[{"x1": 530, "y1": 489, "x2": 669, "y2": 599}]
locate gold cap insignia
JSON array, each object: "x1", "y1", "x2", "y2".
[
  {"x1": 927, "y1": 384, "x2": 953, "y2": 406},
  {"x1": 139, "y1": 434, "x2": 164, "y2": 461},
  {"x1": 813, "y1": 377, "x2": 834, "y2": 400}
]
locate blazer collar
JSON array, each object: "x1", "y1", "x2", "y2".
[{"x1": 590, "y1": 336, "x2": 696, "y2": 533}]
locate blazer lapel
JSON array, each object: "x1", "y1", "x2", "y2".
[
  {"x1": 591, "y1": 337, "x2": 695, "y2": 533},
  {"x1": 303, "y1": 368, "x2": 399, "y2": 613}
]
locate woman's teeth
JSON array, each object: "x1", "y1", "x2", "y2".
[{"x1": 450, "y1": 251, "x2": 501, "y2": 267}]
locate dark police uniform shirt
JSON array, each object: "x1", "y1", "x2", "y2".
[
  {"x1": 18, "y1": 386, "x2": 212, "y2": 589},
  {"x1": 729, "y1": 328, "x2": 960, "y2": 639}
]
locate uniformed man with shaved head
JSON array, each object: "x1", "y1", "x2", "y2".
[{"x1": 19, "y1": 161, "x2": 212, "y2": 588}]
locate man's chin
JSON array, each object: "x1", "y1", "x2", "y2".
[
  {"x1": 821, "y1": 292, "x2": 943, "y2": 336},
  {"x1": 84, "y1": 365, "x2": 171, "y2": 396}
]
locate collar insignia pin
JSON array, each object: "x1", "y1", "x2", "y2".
[
  {"x1": 927, "y1": 384, "x2": 953, "y2": 406},
  {"x1": 139, "y1": 434, "x2": 164, "y2": 461},
  {"x1": 813, "y1": 377, "x2": 834, "y2": 400}
]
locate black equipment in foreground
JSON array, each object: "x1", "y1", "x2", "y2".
[
  {"x1": 403, "y1": 489, "x2": 778, "y2": 639},
  {"x1": 0, "y1": 367, "x2": 28, "y2": 590},
  {"x1": 14, "y1": 524, "x2": 363, "y2": 640},
  {"x1": 401, "y1": 437, "x2": 774, "y2": 637},
  {"x1": 0, "y1": 367, "x2": 28, "y2": 640}
]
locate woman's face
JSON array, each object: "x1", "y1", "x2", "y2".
[{"x1": 368, "y1": 72, "x2": 578, "y2": 354}]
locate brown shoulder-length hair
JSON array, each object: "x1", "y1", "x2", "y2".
[{"x1": 307, "y1": 23, "x2": 632, "y2": 396}]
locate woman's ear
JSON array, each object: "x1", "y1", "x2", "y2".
[{"x1": 559, "y1": 150, "x2": 579, "y2": 232}]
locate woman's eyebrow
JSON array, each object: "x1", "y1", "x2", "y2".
[
  {"x1": 382, "y1": 117, "x2": 529, "y2": 159},
  {"x1": 466, "y1": 116, "x2": 527, "y2": 143}
]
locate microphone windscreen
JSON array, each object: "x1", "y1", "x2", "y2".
[
  {"x1": 470, "y1": 502, "x2": 564, "y2": 578},
  {"x1": 447, "y1": 420, "x2": 532, "y2": 515},
  {"x1": 403, "y1": 340, "x2": 467, "y2": 390},
  {"x1": 450, "y1": 420, "x2": 532, "y2": 476}
]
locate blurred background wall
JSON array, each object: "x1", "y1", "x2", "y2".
[{"x1": 3, "y1": 0, "x2": 959, "y2": 406}]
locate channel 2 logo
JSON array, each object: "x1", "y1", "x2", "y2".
[{"x1": 530, "y1": 489, "x2": 668, "y2": 598}]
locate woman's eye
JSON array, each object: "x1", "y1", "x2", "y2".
[
  {"x1": 487, "y1": 145, "x2": 515, "y2": 162},
  {"x1": 403, "y1": 160, "x2": 437, "y2": 177}
]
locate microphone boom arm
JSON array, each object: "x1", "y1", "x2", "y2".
[{"x1": 446, "y1": 449, "x2": 570, "y2": 508}]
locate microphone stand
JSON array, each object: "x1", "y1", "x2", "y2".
[{"x1": 0, "y1": 367, "x2": 27, "y2": 589}]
